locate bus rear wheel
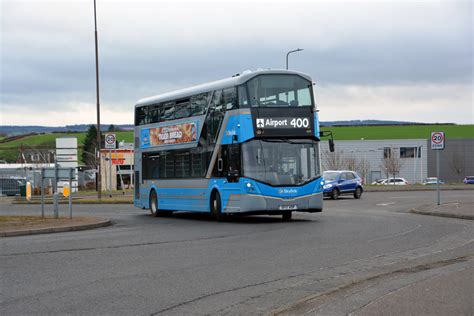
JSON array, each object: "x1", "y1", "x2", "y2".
[
  {"x1": 211, "y1": 191, "x2": 226, "y2": 222},
  {"x1": 282, "y1": 211, "x2": 292, "y2": 221},
  {"x1": 149, "y1": 190, "x2": 172, "y2": 217},
  {"x1": 149, "y1": 190, "x2": 159, "y2": 217}
]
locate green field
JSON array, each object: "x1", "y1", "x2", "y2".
[
  {"x1": 324, "y1": 124, "x2": 474, "y2": 140},
  {"x1": 0, "y1": 125, "x2": 472, "y2": 163},
  {"x1": 0, "y1": 131, "x2": 134, "y2": 163}
]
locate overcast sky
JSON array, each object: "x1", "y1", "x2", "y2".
[{"x1": 1, "y1": 0, "x2": 472, "y2": 126}]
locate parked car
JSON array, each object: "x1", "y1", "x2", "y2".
[
  {"x1": 322, "y1": 170, "x2": 363, "y2": 200},
  {"x1": 382, "y1": 178, "x2": 409, "y2": 185},
  {"x1": 371, "y1": 179, "x2": 386, "y2": 185},
  {"x1": 423, "y1": 177, "x2": 445, "y2": 185},
  {"x1": 463, "y1": 176, "x2": 474, "y2": 184}
]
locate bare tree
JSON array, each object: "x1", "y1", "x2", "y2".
[
  {"x1": 380, "y1": 147, "x2": 403, "y2": 180},
  {"x1": 450, "y1": 152, "x2": 464, "y2": 180},
  {"x1": 323, "y1": 150, "x2": 347, "y2": 171},
  {"x1": 357, "y1": 157, "x2": 371, "y2": 184},
  {"x1": 346, "y1": 156, "x2": 357, "y2": 171}
]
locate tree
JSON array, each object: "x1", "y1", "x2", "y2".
[
  {"x1": 380, "y1": 147, "x2": 403, "y2": 179},
  {"x1": 82, "y1": 125, "x2": 98, "y2": 167},
  {"x1": 323, "y1": 150, "x2": 347, "y2": 170},
  {"x1": 450, "y1": 152, "x2": 464, "y2": 181},
  {"x1": 107, "y1": 124, "x2": 116, "y2": 132},
  {"x1": 357, "y1": 157, "x2": 371, "y2": 184},
  {"x1": 346, "y1": 156, "x2": 357, "y2": 171}
]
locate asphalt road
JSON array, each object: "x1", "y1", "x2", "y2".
[{"x1": 1, "y1": 190, "x2": 473, "y2": 315}]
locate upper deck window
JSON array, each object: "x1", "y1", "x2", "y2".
[
  {"x1": 242, "y1": 74, "x2": 313, "y2": 108},
  {"x1": 135, "y1": 92, "x2": 210, "y2": 126}
]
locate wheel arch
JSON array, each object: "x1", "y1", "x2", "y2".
[{"x1": 147, "y1": 185, "x2": 159, "y2": 209}]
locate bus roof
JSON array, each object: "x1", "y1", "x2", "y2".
[{"x1": 135, "y1": 69, "x2": 312, "y2": 107}]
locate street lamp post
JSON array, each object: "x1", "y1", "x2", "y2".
[
  {"x1": 93, "y1": 0, "x2": 101, "y2": 199},
  {"x1": 286, "y1": 48, "x2": 303, "y2": 70}
]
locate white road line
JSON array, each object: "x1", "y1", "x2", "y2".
[{"x1": 368, "y1": 224, "x2": 422, "y2": 242}]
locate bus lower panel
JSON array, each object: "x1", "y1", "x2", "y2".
[{"x1": 223, "y1": 192, "x2": 323, "y2": 214}]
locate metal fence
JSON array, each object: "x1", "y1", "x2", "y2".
[{"x1": 0, "y1": 167, "x2": 47, "y2": 196}]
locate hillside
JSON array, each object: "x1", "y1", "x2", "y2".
[
  {"x1": 0, "y1": 124, "x2": 472, "y2": 164},
  {"x1": 0, "y1": 120, "x2": 450, "y2": 136},
  {"x1": 0, "y1": 132, "x2": 134, "y2": 163},
  {"x1": 0, "y1": 124, "x2": 134, "y2": 137}
]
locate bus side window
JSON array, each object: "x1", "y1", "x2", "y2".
[
  {"x1": 149, "y1": 104, "x2": 161, "y2": 123},
  {"x1": 227, "y1": 144, "x2": 241, "y2": 177},
  {"x1": 213, "y1": 90, "x2": 224, "y2": 113},
  {"x1": 175, "y1": 99, "x2": 190, "y2": 119},
  {"x1": 162, "y1": 102, "x2": 175, "y2": 121},
  {"x1": 190, "y1": 93, "x2": 208, "y2": 116},
  {"x1": 238, "y1": 85, "x2": 248, "y2": 107},
  {"x1": 135, "y1": 106, "x2": 146, "y2": 126},
  {"x1": 223, "y1": 87, "x2": 237, "y2": 110},
  {"x1": 208, "y1": 90, "x2": 223, "y2": 144}
]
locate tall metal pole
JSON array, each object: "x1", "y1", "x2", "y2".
[
  {"x1": 109, "y1": 149, "x2": 112, "y2": 198},
  {"x1": 436, "y1": 149, "x2": 440, "y2": 206},
  {"x1": 41, "y1": 168, "x2": 44, "y2": 218},
  {"x1": 286, "y1": 48, "x2": 303, "y2": 70},
  {"x1": 94, "y1": 0, "x2": 102, "y2": 199},
  {"x1": 413, "y1": 146, "x2": 417, "y2": 184},
  {"x1": 69, "y1": 168, "x2": 73, "y2": 219},
  {"x1": 53, "y1": 160, "x2": 59, "y2": 219}
]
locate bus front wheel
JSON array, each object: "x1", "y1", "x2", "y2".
[
  {"x1": 211, "y1": 191, "x2": 226, "y2": 222},
  {"x1": 149, "y1": 190, "x2": 159, "y2": 217}
]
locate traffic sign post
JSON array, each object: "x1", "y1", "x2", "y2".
[
  {"x1": 431, "y1": 132, "x2": 445, "y2": 150},
  {"x1": 105, "y1": 133, "x2": 116, "y2": 149},
  {"x1": 40, "y1": 167, "x2": 75, "y2": 219},
  {"x1": 104, "y1": 134, "x2": 116, "y2": 197},
  {"x1": 431, "y1": 132, "x2": 445, "y2": 206}
]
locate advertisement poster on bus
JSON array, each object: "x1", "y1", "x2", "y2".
[{"x1": 141, "y1": 121, "x2": 198, "y2": 148}]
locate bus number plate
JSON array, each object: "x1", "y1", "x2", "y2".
[{"x1": 279, "y1": 205, "x2": 298, "y2": 210}]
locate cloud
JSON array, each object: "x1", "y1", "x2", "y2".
[
  {"x1": 316, "y1": 83, "x2": 473, "y2": 124},
  {"x1": 1, "y1": 0, "x2": 472, "y2": 125}
]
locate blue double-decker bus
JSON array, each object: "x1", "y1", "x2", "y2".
[{"x1": 134, "y1": 69, "x2": 323, "y2": 220}]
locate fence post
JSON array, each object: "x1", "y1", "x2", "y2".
[
  {"x1": 53, "y1": 162, "x2": 59, "y2": 219},
  {"x1": 69, "y1": 168, "x2": 73, "y2": 219},
  {"x1": 41, "y1": 168, "x2": 45, "y2": 218}
]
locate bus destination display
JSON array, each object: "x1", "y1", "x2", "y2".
[
  {"x1": 256, "y1": 117, "x2": 310, "y2": 129},
  {"x1": 251, "y1": 107, "x2": 314, "y2": 137}
]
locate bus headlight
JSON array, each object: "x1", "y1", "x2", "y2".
[{"x1": 245, "y1": 182, "x2": 255, "y2": 192}]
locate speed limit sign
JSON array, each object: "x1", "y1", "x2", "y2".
[
  {"x1": 105, "y1": 133, "x2": 116, "y2": 149},
  {"x1": 431, "y1": 131, "x2": 445, "y2": 150}
]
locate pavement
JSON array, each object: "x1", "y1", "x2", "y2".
[
  {"x1": 0, "y1": 216, "x2": 111, "y2": 237},
  {"x1": 352, "y1": 265, "x2": 473, "y2": 316},
  {"x1": 276, "y1": 255, "x2": 473, "y2": 315},
  {"x1": 411, "y1": 201, "x2": 474, "y2": 220}
]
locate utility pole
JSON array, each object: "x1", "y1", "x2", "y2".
[{"x1": 94, "y1": 0, "x2": 102, "y2": 199}]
